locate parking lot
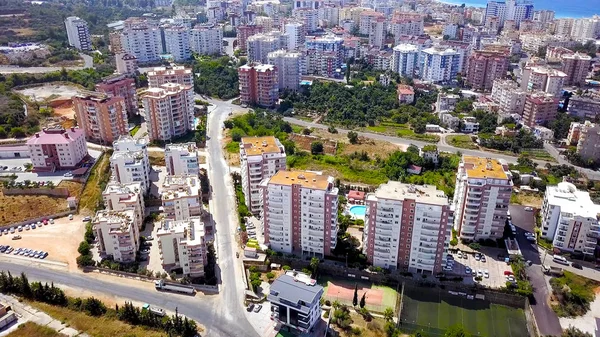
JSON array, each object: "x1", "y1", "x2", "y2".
[
  {"x1": 446, "y1": 247, "x2": 514, "y2": 288},
  {"x1": 0, "y1": 214, "x2": 85, "y2": 271}
]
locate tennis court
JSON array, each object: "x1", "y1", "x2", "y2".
[
  {"x1": 399, "y1": 286, "x2": 528, "y2": 337},
  {"x1": 319, "y1": 276, "x2": 398, "y2": 313}
]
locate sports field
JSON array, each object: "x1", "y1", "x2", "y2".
[
  {"x1": 400, "y1": 287, "x2": 528, "y2": 337},
  {"x1": 319, "y1": 276, "x2": 398, "y2": 313}
]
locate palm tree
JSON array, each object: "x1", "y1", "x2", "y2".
[{"x1": 383, "y1": 307, "x2": 394, "y2": 322}]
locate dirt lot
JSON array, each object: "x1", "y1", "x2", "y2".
[
  {"x1": 0, "y1": 214, "x2": 84, "y2": 271},
  {"x1": 15, "y1": 84, "x2": 81, "y2": 102},
  {"x1": 288, "y1": 133, "x2": 337, "y2": 155},
  {"x1": 308, "y1": 128, "x2": 404, "y2": 157},
  {"x1": 0, "y1": 192, "x2": 70, "y2": 226}
]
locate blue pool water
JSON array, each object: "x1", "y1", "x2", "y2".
[{"x1": 349, "y1": 205, "x2": 367, "y2": 217}]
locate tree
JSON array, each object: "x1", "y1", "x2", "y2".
[
  {"x1": 359, "y1": 292, "x2": 366, "y2": 308},
  {"x1": 353, "y1": 283, "x2": 358, "y2": 307},
  {"x1": 444, "y1": 324, "x2": 472, "y2": 337},
  {"x1": 309, "y1": 257, "x2": 319, "y2": 277},
  {"x1": 562, "y1": 326, "x2": 593, "y2": 337},
  {"x1": 348, "y1": 131, "x2": 359, "y2": 144},
  {"x1": 302, "y1": 128, "x2": 312, "y2": 135},
  {"x1": 383, "y1": 307, "x2": 394, "y2": 322},
  {"x1": 78, "y1": 241, "x2": 91, "y2": 255},
  {"x1": 311, "y1": 141, "x2": 324, "y2": 155}
]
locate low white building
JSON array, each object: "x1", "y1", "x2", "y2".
[
  {"x1": 541, "y1": 182, "x2": 600, "y2": 256},
  {"x1": 102, "y1": 181, "x2": 145, "y2": 229},
  {"x1": 110, "y1": 136, "x2": 151, "y2": 194},
  {"x1": 93, "y1": 210, "x2": 140, "y2": 263},
  {"x1": 157, "y1": 217, "x2": 207, "y2": 277},
  {"x1": 461, "y1": 117, "x2": 480, "y2": 133},
  {"x1": 165, "y1": 142, "x2": 199, "y2": 176},
  {"x1": 161, "y1": 175, "x2": 202, "y2": 221},
  {"x1": 420, "y1": 145, "x2": 439, "y2": 165}
]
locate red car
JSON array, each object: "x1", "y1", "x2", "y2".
[{"x1": 504, "y1": 270, "x2": 514, "y2": 276}]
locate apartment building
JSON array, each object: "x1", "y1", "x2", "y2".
[
  {"x1": 388, "y1": 14, "x2": 424, "y2": 44},
  {"x1": 561, "y1": 53, "x2": 592, "y2": 87},
  {"x1": 359, "y1": 10, "x2": 384, "y2": 35},
  {"x1": 267, "y1": 50, "x2": 301, "y2": 92},
  {"x1": 391, "y1": 44, "x2": 419, "y2": 78},
  {"x1": 247, "y1": 32, "x2": 286, "y2": 64},
  {"x1": 238, "y1": 64, "x2": 279, "y2": 108},
  {"x1": 452, "y1": 156, "x2": 512, "y2": 241},
  {"x1": 240, "y1": 136, "x2": 286, "y2": 214},
  {"x1": 93, "y1": 210, "x2": 140, "y2": 263},
  {"x1": 576, "y1": 123, "x2": 600, "y2": 164},
  {"x1": 318, "y1": 4, "x2": 340, "y2": 27},
  {"x1": 283, "y1": 22, "x2": 306, "y2": 51},
  {"x1": 147, "y1": 66, "x2": 193, "y2": 88},
  {"x1": 368, "y1": 16, "x2": 386, "y2": 49},
  {"x1": 568, "y1": 95, "x2": 600, "y2": 119},
  {"x1": 570, "y1": 16, "x2": 600, "y2": 41},
  {"x1": 566, "y1": 121, "x2": 589, "y2": 145},
  {"x1": 157, "y1": 217, "x2": 207, "y2": 277},
  {"x1": 142, "y1": 83, "x2": 195, "y2": 141},
  {"x1": 27, "y1": 127, "x2": 88, "y2": 172},
  {"x1": 397, "y1": 84, "x2": 415, "y2": 104},
  {"x1": 439, "y1": 40, "x2": 472, "y2": 74},
  {"x1": 73, "y1": 92, "x2": 129, "y2": 145},
  {"x1": 102, "y1": 181, "x2": 145, "y2": 229},
  {"x1": 64, "y1": 16, "x2": 91, "y2": 51},
  {"x1": 304, "y1": 35, "x2": 344, "y2": 78},
  {"x1": 163, "y1": 25, "x2": 191, "y2": 62},
  {"x1": 521, "y1": 65, "x2": 567, "y2": 97},
  {"x1": 110, "y1": 136, "x2": 151, "y2": 193},
  {"x1": 490, "y1": 79, "x2": 527, "y2": 115},
  {"x1": 541, "y1": 182, "x2": 600, "y2": 256},
  {"x1": 268, "y1": 271, "x2": 323, "y2": 334},
  {"x1": 237, "y1": 24, "x2": 264, "y2": 52},
  {"x1": 436, "y1": 92, "x2": 460, "y2": 112},
  {"x1": 115, "y1": 53, "x2": 138, "y2": 76},
  {"x1": 119, "y1": 18, "x2": 162, "y2": 63},
  {"x1": 466, "y1": 50, "x2": 509, "y2": 91},
  {"x1": 522, "y1": 91, "x2": 558, "y2": 127},
  {"x1": 362, "y1": 182, "x2": 452, "y2": 273},
  {"x1": 420, "y1": 47, "x2": 460, "y2": 84},
  {"x1": 95, "y1": 74, "x2": 138, "y2": 118},
  {"x1": 260, "y1": 171, "x2": 339, "y2": 257},
  {"x1": 484, "y1": 0, "x2": 533, "y2": 28},
  {"x1": 162, "y1": 175, "x2": 202, "y2": 221},
  {"x1": 190, "y1": 24, "x2": 223, "y2": 55},
  {"x1": 292, "y1": 8, "x2": 318, "y2": 33},
  {"x1": 165, "y1": 142, "x2": 199, "y2": 176}
]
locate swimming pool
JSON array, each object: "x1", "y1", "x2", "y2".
[{"x1": 349, "y1": 205, "x2": 367, "y2": 217}]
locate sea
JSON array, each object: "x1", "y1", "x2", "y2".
[{"x1": 438, "y1": 0, "x2": 600, "y2": 19}]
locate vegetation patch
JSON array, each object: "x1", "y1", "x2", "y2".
[
  {"x1": 550, "y1": 271, "x2": 599, "y2": 317},
  {"x1": 6, "y1": 322, "x2": 65, "y2": 337},
  {"x1": 447, "y1": 135, "x2": 478, "y2": 149},
  {"x1": 78, "y1": 152, "x2": 111, "y2": 213}
]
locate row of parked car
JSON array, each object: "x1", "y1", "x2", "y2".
[
  {"x1": 0, "y1": 245, "x2": 48, "y2": 259},
  {"x1": 0, "y1": 219, "x2": 54, "y2": 236}
]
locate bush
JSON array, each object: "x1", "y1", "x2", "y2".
[
  {"x1": 77, "y1": 241, "x2": 91, "y2": 255},
  {"x1": 469, "y1": 242, "x2": 481, "y2": 250},
  {"x1": 76, "y1": 254, "x2": 95, "y2": 267},
  {"x1": 282, "y1": 265, "x2": 291, "y2": 271},
  {"x1": 266, "y1": 272, "x2": 275, "y2": 280},
  {"x1": 450, "y1": 238, "x2": 458, "y2": 246}
]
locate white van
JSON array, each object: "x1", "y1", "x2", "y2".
[{"x1": 552, "y1": 255, "x2": 569, "y2": 265}]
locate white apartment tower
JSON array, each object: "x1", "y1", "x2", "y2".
[
  {"x1": 93, "y1": 210, "x2": 140, "y2": 263},
  {"x1": 391, "y1": 44, "x2": 419, "y2": 78},
  {"x1": 164, "y1": 26, "x2": 191, "y2": 62},
  {"x1": 161, "y1": 175, "x2": 202, "y2": 221},
  {"x1": 165, "y1": 142, "x2": 199, "y2": 176},
  {"x1": 102, "y1": 182, "x2": 145, "y2": 229},
  {"x1": 363, "y1": 183, "x2": 453, "y2": 273},
  {"x1": 491, "y1": 79, "x2": 527, "y2": 115},
  {"x1": 157, "y1": 217, "x2": 207, "y2": 277},
  {"x1": 420, "y1": 47, "x2": 460, "y2": 84},
  {"x1": 247, "y1": 32, "x2": 286, "y2": 64},
  {"x1": 240, "y1": 136, "x2": 287, "y2": 214},
  {"x1": 541, "y1": 182, "x2": 600, "y2": 256},
  {"x1": 260, "y1": 171, "x2": 339, "y2": 257},
  {"x1": 65, "y1": 16, "x2": 91, "y2": 51},
  {"x1": 119, "y1": 18, "x2": 162, "y2": 62},
  {"x1": 147, "y1": 66, "x2": 193, "y2": 88},
  {"x1": 267, "y1": 50, "x2": 302, "y2": 91},
  {"x1": 452, "y1": 156, "x2": 512, "y2": 241},
  {"x1": 110, "y1": 136, "x2": 151, "y2": 194},
  {"x1": 284, "y1": 22, "x2": 306, "y2": 51},
  {"x1": 190, "y1": 24, "x2": 224, "y2": 55},
  {"x1": 142, "y1": 83, "x2": 195, "y2": 142}
]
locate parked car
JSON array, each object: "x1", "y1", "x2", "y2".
[
  {"x1": 571, "y1": 262, "x2": 583, "y2": 269},
  {"x1": 11, "y1": 235, "x2": 21, "y2": 240},
  {"x1": 524, "y1": 207, "x2": 533, "y2": 211},
  {"x1": 253, "y1": 304, "x2": 262, "y2": 313},
  {"x1": 465, "y1": 267, "x2": 472, "y2": 275},
  {"x1": 484, "y1": 270, "x2": 489, "y2": 278},
  {"x1": 526, "y1": 236, "x2": 536, "y2": 243},
  {"x1": 503, "y1": 270, "x2": 513, "y2": 276},
  {"x1": 17, "y1": 226, "x2": 23, "y2": 232},
  {"x1": 9, "y1": 227, "x2": 15, "y2": 234},
  {"x1": 24, "y1": 225, "x2": 30, "y2": 230},
  {"x1": 49, "y1": 218, "x2": 54, "y2": 224},
  {"x1": 477, "y1": 270, "x2": 483, "y2": 277},
  {"x1": 506, "y1": 275, "x2": 516, "y2": 283},
  {"x1": 63, "y1": 172, "x2": 73, "y2": 177},
  {"x1": 553, "y1": 255, "x2": 569, "y2": 265},
  {"x1": 246, "y1": 303, "x2": 255, "y2": 312},
  {"x1": 68, "y1": 214, "x2": 74, "y2": 220},
  {"x1": 13, "y1": 248, "x2": 22, "y2": 255},
  {"x1": 144, "y1": 236, "x2": 154, "y2": 241},
  {"x1": 82, "y1": 216, "x2": 92, "y2": 222}
]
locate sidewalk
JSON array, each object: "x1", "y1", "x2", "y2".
[{"x1": 0, "y1": 294, "x2": 89, "y2": 337}]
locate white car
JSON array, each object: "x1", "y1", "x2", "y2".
[
  {"x1": 484, "y1": 270, "x2": 489, "y2": 278},
  {"x1": 477, "y1": 270, "x2": 483, "y2": 277},
  {"x1": 507, "y1": 275, "x2": 516, "y2": 283},
  {"x1": 524, "y1": 207, "x2": 533, "y2": 211},
  {"x1": 63, "y1": 172, "x2": 73, "y2": 177},
  {"x1": 553, "y1": 255, "x2": 569, "y2": 265}
]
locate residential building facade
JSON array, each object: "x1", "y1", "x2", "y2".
[
  {"x1": 147, "y1": 66, "x2": 193, "y2": 88},
  {"x1": 65, "y1": 16, "x2": 91, "y2": 51},
  {"x1": 73, "y1": 92, "x2": 129, "y2": 145},
  {"x1": 161, "y1": 175, "x2": 202, "y2": 221},
  {"x1": 95, "y1": 74, "x2": 138, "y2": 118},
  {"x1": 102, "y1": 181, "x2": 145, "y2": 229},
  {"x1": 490, "y1": 79, "x2": 527, "y2": 115},
  {"x1": 391, "y1": 44, "x2": 419, "y2": 78},
  {"x1": 142, "y1": 83, "x2": 195, "y2": 141},
  {"x1": 419, "y1": 47, "x2": 460, "y2": 84},
  {"x1": 190, "y1": 24, "x2": 224, "y2": 55},
  {"x1": 522, "y1": 91, "x2": 558, "y2": 127},
  {"x1": 93, "y1": 210, "x2": 140, "y2": 263},
  {"x1": 576, "y1": 123, "x2": 600, "y2": 163},
  {"x1": 521, "y1": 65, "x2": 566, "y2": 97},
  {"x1": 561, "y1": 53, "x2": 592, "y2": 87},
  {"x1": 238, "y1": 64, "x2": 279, "y2": 108},
  {"x1": 267, "y1": 50, "x2": 301, "y2": 92},
  {"x1": 466, "y1": 50, "x2": 509, "y2": 91},
  {"x1": 164, "y1": 25, "x2": 191, "y2": 62},
  {"x1": 110, "y1": 136, "x2": 151, "y2": 193},
  {"x1": 165, "y1": 143, "x2": 199, "y2": 176},
  {"x1": 27, "y1": 127, "x2": 88, "y2": 172},
  {"x1": 119, "y1": 18, "x2": 162, "y2": 62},
  {"x1": 157, "y1": 217, "x2": 207, "y2": 277}
]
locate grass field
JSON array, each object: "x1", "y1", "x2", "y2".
[
  {"x1": 319, "y1": 276, "x2": 398, "y2": 313},
  {"x1": 7, "y1": 322, "x2": 65, "y2": 337},
  {"x1": 400, "y1": 287, "x2": 528, "y2": 337},
  {"x1": 78, "y1": 152, "x2": 111, "y2": 213},
  {"x1": 447, "y1": 135, "x2": 478, "y2": 149}
]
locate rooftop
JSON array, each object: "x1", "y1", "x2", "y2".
[
  {"x1": 462, "y1": 156, "x2": 509, "y2": 180},
  {"x1": 368, "y1": 181, "x2": 448, "y2": 205},
  {"x1": 94, "y1": 209, "x2": 135, "y2": 233},
  {"x1": 103, "y1": 182, "x2": 142, "y2": 202},
  {"x1": 147, "y1": 66, "x2": 191, "y2": 77},
  {"x1": 162, "y1": 175, "x2": 200, "y2": 199},
  {"x1": 268, "y1": 272, "x2": 322, "y2": 310},
  {"x1": 157, "y1": 217, "x2": 205, "y2": 245},
  {"x1": 165, "y1": 142, "x2": 197, "y2": 156},
  {"x1": 546, "y1": 182, "x2": 600, "y2": 219},
  {"x1": 268, "y1": 170, "x2": 333, "y2": 190},
  {"x1": 27, "y1": 127, "x2": 85, "y2": 145},
  {"x1": 240, "y1": 136, "x2": 283, "y2": 156}
]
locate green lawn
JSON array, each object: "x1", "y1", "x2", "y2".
[
  {"x1": 225, "y1": 141, "x2": 240, "y2": 153},
  {"x1": 520, "y1": 149, "x2": 557, "y2": 162},
  {"x1": 319, "y1": 276, "x2": 398, "y2": 313},
  {"x1": 400, "y1": 288, "x2": 528, "y2": 337},
  {"x1": 447, "y1": 135, "x2": 478, "y2": 149},
  {"x1": 129, "y1": 125, "x2": 141, "y2": 136},
  {"x1": 364, "y1": 124, "x2": 440, "y2": 143}
]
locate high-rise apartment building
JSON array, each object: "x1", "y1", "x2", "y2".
[
  {"x1": 391, "y1": 44, "x2": 419, "y2": 77},
  {"x1": 359, "y1": 10, "x2": 384, "y2": 35},
  {"x1": 119, "y1": 18, "x2": 162, "y2": 62},
  {"x1": 388, "y1": 13, "x2": 424, "y2": 44},
  {"x1": 267, "y1": 50, "x2": 301, "y2": 92},
  {"x1": 240, "y1": 136, "x2": 286, "y2": 214},
  {"x1": 247, "y1": 32, "x2": 286, "y2": 64},
  {"x1": 561, "y1": 53, "x2": 592, "y2": 87},
  {"x1": 521, "y1": 65, "x2": 566, "y2": 97},
  {"x1": 576, "y1": 123, "x2": 600, "y2": 163},
  {"x1": 27, "y1": 127, "x2": 88, "y2": 172},
  {"x1": 64, "y1": 16, "x2": 91, "y2": 51},
  {"x1": 237, "y1": 24, "x2": 264, "y2": 52},
  {"x1": 238, "y1": 64, "x2": 279, "y2": 108},
  {"x1": 283, "y1": 22, "x2": 306, "y2": 51},
  {"x1": 490, "y1": 79, "x2": 527, "y2": 115},
  {"x1": 304, "y1": 35, "x2": 344, "y2": 78},
  {"x1": 102, "y1": 181, "x2": 145, "y2": 229},
  {"x1": 190, "y1": 24, "x2": 224, "y2": 55},
  {"x1": 73, "y1": 92, "x2": 129, "y2": 145},
  {"x1": 110, "y1": 136, "x2": 151, "y2": 193},
  {"x1": 161, "y1": 175, "x2": 202, "y2": 221},
  {"x1": 260, "y1": 171, "x2": 339, "y2": 257},
  {"x1": 95, "y1": 74, "x2": 138, "y2": 118},
  {"x1": 292, "y1": 8, "x2": 318, "y2": 33},
  {"x1": 165, "y1": 143, "x2": 199, "y2": 176},
  {"x1": 522, "y1": 91, "x2": 558, "y2": 127},
  {"x1": 362, "y1": 182, "x2": 453, "y2": 273},
  {"x1": 420, "y1": 47, "x2": 460, "y2": 84},
  {"x1": 466, "y1": 50, "x2": 509, "y2": 91},
  {"x1": 484, "y1": 0, "x2": 533, "y2": 28},
  {"x1": 115, "y1": 53, "x2": 138, "y2": 76},
  {"x1": 142, "y1": 83, "x2": 195, "y2": 141},
  {"x1": 541, "y1": 182, "x2": 600, "y2": 256},
  {"x1": 368, "y1": 16, "x2": 386, "y2": 49},
  {"x1": 453, "y1": 156, "x2": 512, "y2": 241},
  {"x1": 163, "y1": 25, "x2": 191, "y2": 62},
  {"x1": 93, "y1": 210, "x2": 140, "y2": 262},
  {"x1": 157, "y1": 217, "x2": 207, "y2": 277},
  {"x1": 147, "y1": 66, "x2": 193, "y2": 88},
  {"x1": 570, "y1": 16, "x2": 600, "y2": 41}
]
